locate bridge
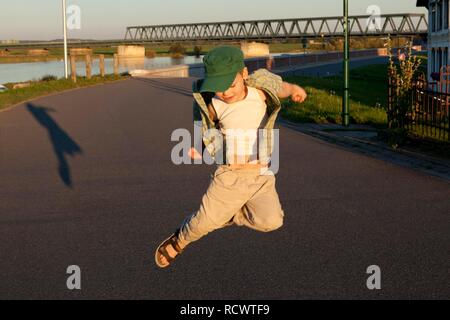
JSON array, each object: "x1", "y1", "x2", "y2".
[{"x1": 124, "y1": 13, "x2": 428, "y2": 43}]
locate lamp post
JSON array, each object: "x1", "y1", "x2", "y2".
[
  {"x1": 343, "y1": 0, "x2": 350, "y2": 126},
  {"x1": 62, "y1": 0, "x2": 68, "y2": 79}
]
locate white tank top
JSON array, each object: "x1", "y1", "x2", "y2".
[{"x1": 212, "y1": 87, "x2": 268, "y2": 164}]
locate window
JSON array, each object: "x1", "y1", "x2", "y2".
[
  {"x1": 431, "y1": 3, "x2": 437, "y2": 32},
  {"x1": 436, "y1": 48, "x2": 441, "y2": 73},
  {"x1": 445, "y1": 0, "x2": 449, "y2": 30},
  {"x1": 430, "y1": 49, "x2": 433, "y2": 73},
  {"x1": 435, "y1": 49, "x2": 438, "y2": 73},
  {"x1": 445, "y1": 47, "x2": 449, "y2": 67},
  {"x1": 434, "y1": 49, "x2": 437, "y2": 73},
  {"x1": 431, "y1": 48, "x2": 435, "y2": 73},
  {"x1": 438, "y1": 1, "x2": 443, "y2": 31}
]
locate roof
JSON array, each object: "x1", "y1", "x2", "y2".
[{"x1": 416, "y1": 0, "x2": 429, "y2": 8}]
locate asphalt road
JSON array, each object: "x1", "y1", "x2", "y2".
[
  {"x1": 278, "y1": 56, "x2": 389, "y2": 77},
  {"x1": 0, "y1": 71, "x2": 449, "y2": 299}
]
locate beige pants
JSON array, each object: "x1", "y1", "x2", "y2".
[{"x1": 178, "y1": 165, "x2": 285, "y2": 245}]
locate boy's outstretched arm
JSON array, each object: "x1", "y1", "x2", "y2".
[{"x1": 277, "y1": 82, "x2": 307, "y2": 103}]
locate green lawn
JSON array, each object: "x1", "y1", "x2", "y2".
[
  {"x1": 280, "y1": 59, "x2": 450, "y2": 148},
  {"x1": 280, "y1": 64, "x2": 389, "y2": 127},
  {"x1": 0, "y1": 74, "x2": 129, "y2": 111}
]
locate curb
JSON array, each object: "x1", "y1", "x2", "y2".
[{"x1": 279, "y1": 119, "x2": 450, "y2": 182}]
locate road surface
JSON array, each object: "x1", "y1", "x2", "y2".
[{"x1": 0, "y1": 70, "x2": 448, "y2": 299}]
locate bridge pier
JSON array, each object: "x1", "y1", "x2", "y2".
[
  {"x1": 117, "y1": 45, "x2": 145, "y2": 58},
  {"x1": 240, "y1": 42, "x2": 270, "y2": 58}
]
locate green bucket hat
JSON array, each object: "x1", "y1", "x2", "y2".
[{"x1": 200, "y1": 46, "x2": 245, "y2": 93}]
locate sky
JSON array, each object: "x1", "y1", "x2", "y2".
[{"x1": 0, "y1": 0, "x2": 427, "y2": 40}]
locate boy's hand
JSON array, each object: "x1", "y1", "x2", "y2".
[
  {"x1": 278, "y1": 82, "x2": 307, "y2": 103},
  {"x1": 189, "y1": 147, "x2": 202, "y2": 160},
  {"x1": 290, "y1": 85, "x2": 307, "y2": 103}
]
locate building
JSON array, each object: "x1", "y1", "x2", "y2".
[
  {"x1": 417, "y1": 0, "x2": 450, "y2": 81},
  {"x1": 0, "y1": 39, "x2": 19, "y2": 45}
]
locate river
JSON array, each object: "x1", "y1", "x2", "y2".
[{"x1": 0, "y1": 56, "x2": 205, "y2": 84}]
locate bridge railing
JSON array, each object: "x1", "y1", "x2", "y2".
[{"x1": 125, "y1": 14, "x2": 428, "y2": 42}]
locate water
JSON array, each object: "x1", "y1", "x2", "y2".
[{"x1": 0, "y1": 56, "x2": 204, "y2": 84}]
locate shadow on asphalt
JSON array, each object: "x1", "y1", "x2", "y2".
[
  {"x1": 133, "y1": 77, "x2": 193, "y2": 97},
  {"x1": 26, "y1": 103, "x2": 83, "y2": 188}
]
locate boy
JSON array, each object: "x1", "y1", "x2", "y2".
[{"x1": 155, "y1": 46, "x2": 307, "y2": 268}]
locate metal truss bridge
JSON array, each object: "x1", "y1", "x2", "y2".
[{"x1": 124, "y1": 13, "x2": 428, "y2": 43}]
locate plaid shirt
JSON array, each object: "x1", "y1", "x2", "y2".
[{"x1": 192, "y1": 68, "x2": 283, "y2": 164}]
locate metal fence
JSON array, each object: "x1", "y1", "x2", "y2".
[{"x1": 388, "y1": 72, "x2": 450, "y2": 142}]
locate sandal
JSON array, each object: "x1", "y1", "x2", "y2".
[{"x1": 155, "y1": 232, "x2": 184, "y2": 268}]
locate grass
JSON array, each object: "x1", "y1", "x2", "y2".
[
  {"x1": 0, "y1": 74, "x2": 130, "y2": 111},
  {"x1": 0, "y1": 45, "x2": 206, "y2": 63},
  {"x1": 0, "y1": 42, "x2": 387, "y2": 64},
  {"x1": 280, "y1": 64, "x2": 389, "y2": 127},
  {"x1": 269, "y1": 43, "x2": 304, "y2": 53}
]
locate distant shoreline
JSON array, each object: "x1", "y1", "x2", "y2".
[{"x1": 0, "y1": 56, "x2": 64, "y2": 64}]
